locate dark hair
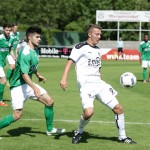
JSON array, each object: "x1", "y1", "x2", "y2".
[
  {"x1": 26, "y1": 26, "x2": 42, "y2": 38},
  {"x1": 3, "y1": 24, "x2": 11, "y2": 29},
  {"x1": 87, "y1": 24, "x2": 102, "y2": 33},
  {"x1": 11, "y1": 23, "x2": 18, "y2": 27},
  {"x1": 144, "y1": 33, "x2": 149, "y2": 37}
]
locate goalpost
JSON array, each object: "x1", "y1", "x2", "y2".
[{"x1": 96, "y1": 10, "x2": 150, "y2": 41}]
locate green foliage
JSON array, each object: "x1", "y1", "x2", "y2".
[{"x1": 0, "y1": 0, "x2": 150, "y2": 43}]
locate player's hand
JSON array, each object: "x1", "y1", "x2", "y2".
[
  {"x1": 37, "y1": 74, "x2": 46, "y2": 83},
  {"x1": 33, "y1": 86, "x2": 41, "y2": 99},
  {"x1": 60, "y1": 80, "x2": 67, "y2": 91}
]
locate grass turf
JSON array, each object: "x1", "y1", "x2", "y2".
[{"x1": 1, "y1": 58, "x2": 150, "y2": 150}]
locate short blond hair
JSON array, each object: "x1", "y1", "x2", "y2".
[{"x1": 87, "y1": 24, "x2": 102, "y2": 33}]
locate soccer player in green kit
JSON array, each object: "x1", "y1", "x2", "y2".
[
  {"x1": 0, "y1": 24, "x2": 15, "y2": 106},
  {"x1": 0, "y1": 26, "x2": 65, "y2": 139},
  {"x1": 139, "y1": 34, "x2": 150, "y2": 83},
  {"x1": 6, "y1": 23, "x2": 20, "y2": 85}
]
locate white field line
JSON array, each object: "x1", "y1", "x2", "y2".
[{"x1": 18, "y1": 119, "x2": 150, "y2": 125}]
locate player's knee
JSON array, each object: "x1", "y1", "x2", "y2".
[
  {"x1": 0, "y1": 78, "x2": 6, "y2": 84},
  {"x1": 40, "y1": 94, "x2": 54, "y2": 106},
  {"x1": 83, "y1": 108, "x2": 94, "y2": 120},
  {"x1": 113, "y1": 104, "x2": 123, "y2": 114},
  {"x1": 13, "y1": 111, "x2": 22, "y2": 121},
  {"x1": 10, "y1": 64, "x2": 15, "y2": 70},
  {"x1": 46, "y1": 97, "x2": 54, "y2": 106}
]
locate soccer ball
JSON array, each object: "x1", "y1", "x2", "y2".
[{"x1": 120, "y1": 72, "x2": 137, "y2": 88}]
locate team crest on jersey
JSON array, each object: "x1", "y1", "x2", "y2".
[
  {"x1": 88, "y1": 57, "x2": 100, "y2": 67},
  {"x1": 29, "y1": 65, "x2": 37, "y2": 74}
]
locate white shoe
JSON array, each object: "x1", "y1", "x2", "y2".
[
  {"x1": 46, "y1": 128, "x2": 65, "y2": 136},
  {"x1": 0, "y1": 137, "x2": 2, "y2": 139}
]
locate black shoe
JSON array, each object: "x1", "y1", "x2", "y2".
[
  {"x1": 118, "y1": 137, "x2": 137, "y2": 144},
  {"x1": 72, "y1": 130, "x2": 82, "y2": 144}
]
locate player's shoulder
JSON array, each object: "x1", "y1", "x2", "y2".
[
  {"x1": 94, "y1": 45, "x2": 100, "y2": 49},
  {"x1": 75, "y1": 41, "x2": 87, "y2": 49},
  {"x1": 0, "y1": 34, "x2": 4, "y2": 38},
  {"x1": 140, "y1": 41, "x2": 145, "y2": 45},
  {"x1": 22, "y1": 45, "x2": 30, "y2": 55},
  {"x1": 19, "y1": 39, "x2": 26, "y2": 44}
]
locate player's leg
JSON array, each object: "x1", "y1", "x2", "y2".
[
  {"x1": 142, "y1": 68, "x2": 147, "y2": 83},
  {"x1": 78, "y1": 108, "x2": 93, "y2": 134},
  {"x1": 0, "y1": 67, "x2": 8, "y2": 106},
  {"x1": 72, "y1": 108, "x2": 92, "y2": 144},
  {"x1": 0, "y1": 85, "x2": 25, "y2": 136},
  {"x1": 38, "y1": 93, "x2": 54, "y2": 132},
  {"x1": 97, "y1": 82, "x2": 136, "y2": 144},
  {"x1": 0, "y1": 110, "x2": 22, "y2": 140},
  {"x1": 6, "y1": 55, "x2": 15, "y2": 85},
  {"x1": 121, "y1": 49, "x2": 124, "y2": 59},
  {"x1": 117, "y1": 49, "x2": 120, "y2": 60},
  {"x1": 142, "y1": 60, "x2": 148, "y2": 83},
  {"x1": 148, "y1": 61, "x2": 150, "y2": 81},
  {"x1": 112, "y1": 102, "x2": 126, "y2": 140},
  {"x1": 118, "y1": 48, "x2": 122, "y2": 60},
  {"x1": 0, "y1": 109, "x2": 22, "y2": 129},
  {"x1": 72, "y1": 84, "x2": 94, "y2": 144},
  {"x1": 30, "y1": 83, "x2": 65, "y2": 135},
  {"x1": 112, "y1": 102, "x2": 136, "y2": 144}
]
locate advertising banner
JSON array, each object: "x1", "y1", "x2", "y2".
[
  {"x1": 96, "y1": 10, "x2": 150, "y2": 22},
  {"x1": 39, "y1": 46, "x2": 72, "y2": 58},
  {"x1": 101, "y1": 48, "x2": 140, "y2": 60},
  {"x1": 39, "y1": 46, "x2": 140, "y2": 61}
]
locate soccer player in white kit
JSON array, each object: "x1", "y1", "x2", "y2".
[{"x1": 60, "y1": 24, "x2": 136, "y2": 144}]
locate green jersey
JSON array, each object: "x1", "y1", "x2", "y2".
[
  {"x1": 139, "y1": 40, "x2": 150, "y2": 60},
  {"x1": 0, "y1": 34, "x2": 12, "y2": 67},
  {"x1": 10, "y1": 32, "x2": 20, "y2": 53},
  {"x1": 10, "y1": 45, "x2": 39, "y2": 89}
]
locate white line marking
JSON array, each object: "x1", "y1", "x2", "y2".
[{"x1": 19, "y1": 119, "x2": 150, "y2": 125}]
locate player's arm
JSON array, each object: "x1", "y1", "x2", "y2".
[
  {"x1": 139, "y1": 52, "x2": 142, "y2": 63},
  {"x1": 9, "y1": 36, "x2": 16, "y2": 60},
  {"x1": 9, "y1": 47, "x2": 16, "y2": 61},
  {"x1": 34, "y1": 70, "x2": 46, "y2": 83},
  {"x1": 60, "y1": 59, "x2": 74, "y2": 90},
  {"x1": 138, "y1": 45, "x2": 142, "y2": 63},
  {"x1": 22, "y1": 73, "x2": 41, "y2": 98},
  {"x1": 16, "y1": 47, "x2": 19, "y2": 58},
  {"x1": 21, "y1": 54, "x2": 41, "y2": 98}
]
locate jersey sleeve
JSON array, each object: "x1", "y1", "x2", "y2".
[
  {"x1": 69, "y1": 42, "x2": 86, "y2": 62},
  {"x1": 8, "y1": 36, "x2": 14, "y2": 50},
  {"x1": 69, "y1": 47, "x2": 83, "y2": 62}
]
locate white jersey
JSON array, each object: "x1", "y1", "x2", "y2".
[
  {"x1": 69, "y1": 42, "x2": 102, "y2": 86},
  {"x1": 17, "y1": 39, "x2": 27, "y2": 52},
  {"x1": 117, "y1": 40, "x2": 123, "y2": 48}
]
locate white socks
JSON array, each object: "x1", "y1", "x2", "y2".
[
  {"x1": 115, "y1": 113, "x2": 127, "y2": 140},
  {"x1": 78, "y1": 115, "x2": 90, "y2": 134}
]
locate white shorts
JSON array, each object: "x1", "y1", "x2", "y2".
[
  {"x1": 7, "y1": 54, "x2": 16, "y2": 65},
  {"x1": 11, "y1": 83, "x2": 47, "y2": 110},
  {"x1": 142, "y1": 60, "x2": 150, "y2": 68},
  {"x1": 79, "y1": 80, "x2": 119, "y2": 109},
  {"x1": 0, "y1": 67, "x2": 5, "y2": 77}
]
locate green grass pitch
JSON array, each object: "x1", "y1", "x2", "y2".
[{"x1": 1, "y1": 58, "x2": 150, "y2": 150}]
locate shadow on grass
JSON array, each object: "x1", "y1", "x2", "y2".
[
  {"x1": 3, "y1": 99, "x2": 11, "y2": 103},
  {"x1": 2, "y1": 128, "x2": 117, "y2": 143},
  {"x1": 1, "y1": 127, "x2": 45, "y2": 138},
  {"x1": 53, "y1": 131, "x2": 118, "y2": 143},
  {"x1": 137, "y1": 79, "x2": 143, "y2": 82}
]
